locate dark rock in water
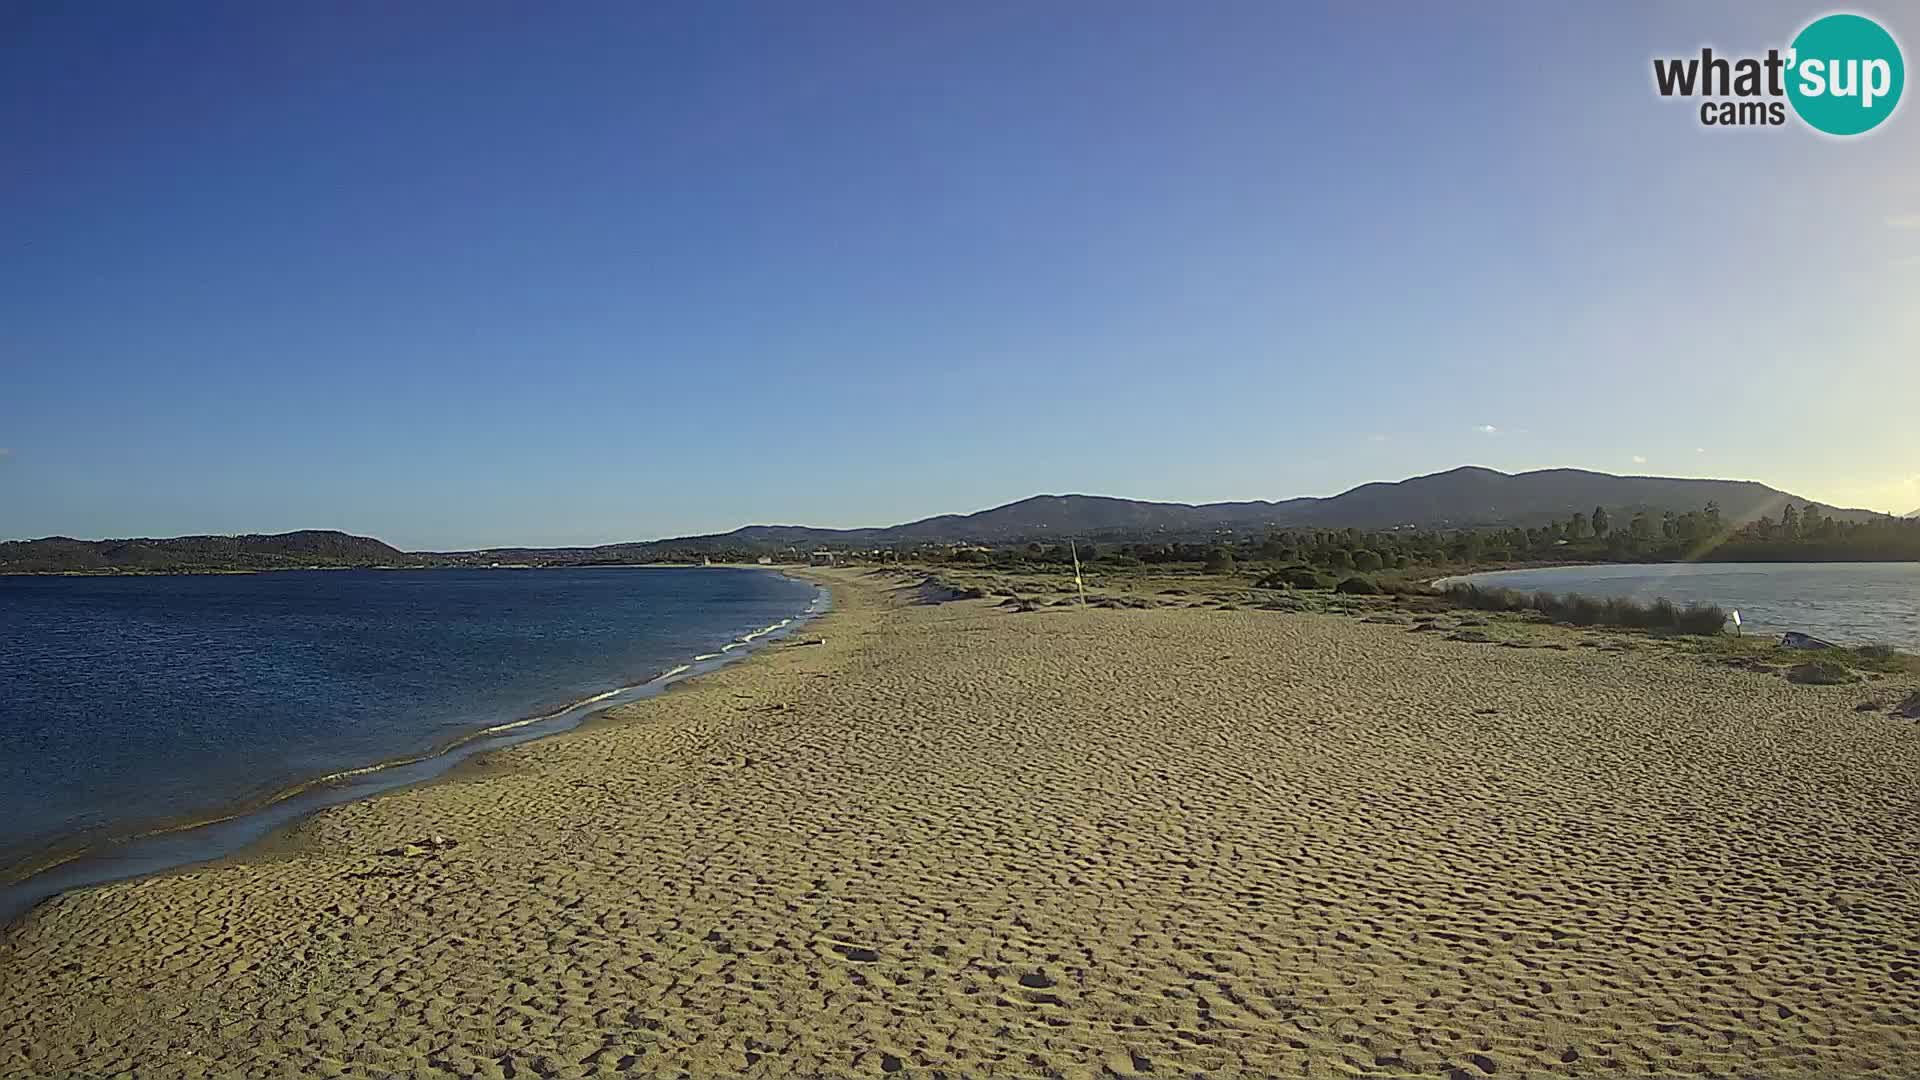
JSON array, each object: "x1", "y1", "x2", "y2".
[
  {"x1": 1447, "y1": 630, "x2": 1495, "y2": 643},
  {"x1": 1786, "y1": 661, "x2": 1858, "y2": 686}
]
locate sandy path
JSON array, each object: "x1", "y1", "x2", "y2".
[{"x1": 4, "y1": 568, "x2": 1918, "y2": 1079}]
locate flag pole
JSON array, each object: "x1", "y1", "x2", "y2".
[{"x1": 1070, "y1": 539, "x2": 1087, "y2": 607}]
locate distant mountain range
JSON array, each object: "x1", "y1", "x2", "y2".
[
  {"x1": 0, "y1": 467, "x2": 1889, "y2": 573},
  {"x1": 531, "y1": 466, "x2": 1878, "y2": 555}
]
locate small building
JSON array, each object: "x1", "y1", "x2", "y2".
[
  {"x1": 809, "y1": 550, "x2": 837, "y2": 566},
  {"x1": 756, "y1": 555, "x2": 773, "y2": 565}
]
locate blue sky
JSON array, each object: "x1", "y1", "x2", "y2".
[{"x1": 3, "y1": 1, "x2": 1916, "y2": 548}]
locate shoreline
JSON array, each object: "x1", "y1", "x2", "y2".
[
  {"x1": 0, "y1": 569, "x2": 833, "y2": 927},
  {"x1": 6, "y1": 566, "x2": 1917, "y2": 1077}
]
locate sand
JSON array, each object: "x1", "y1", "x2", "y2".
[{"x1": 4, "y1": 567, "x2": 1919, "y2": 1079}]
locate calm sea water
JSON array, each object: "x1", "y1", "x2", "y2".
[
  {"x1": 1444, "y1": 562, "x2": 1920, "y2": 650},
  {"x1": 0, "y1": 567, "x2": 820, "y2": 904}
]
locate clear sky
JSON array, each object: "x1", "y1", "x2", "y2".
[{"x1": 3, "y1": 2, "x2": 1915, "y2": 549}]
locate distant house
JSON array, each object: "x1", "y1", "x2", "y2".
[
  {"x1": 756, "y1": 555, "x2": 773, "y2": 565},
  {"x1": 809, "y1": 550, "x2": 836, "y2": 566}
]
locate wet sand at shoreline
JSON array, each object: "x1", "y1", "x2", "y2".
[{"x1": 4, "y1": 567, "x2": 1918, "y2": 1078}]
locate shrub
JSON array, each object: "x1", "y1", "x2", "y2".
[
  {"x1": 1203, "y1": 548, "x2": 1235, "y2": 573},
  {"x1": 1334, "y1": 575, "x2": 1381, "y2": 595},
  {"x1": 1786, "y1": 660, "x2": 1857, "y2": 685},
  {"x1": 1258, "y1": 566, "x2": 1333, "y2": 590},
  {"x1": 1674, "y1": 603, "x2": 1731, "y2": 635},
  {"x1": 1442, "y1": 583, "x2": 1726, "y2": 636},
  {"x1": 1352, "y1": 549, "x2": 1383, "y2": 572}
]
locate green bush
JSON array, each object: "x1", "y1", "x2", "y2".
[
  {"x1": 1786, "y1": 660, "x2": 1857, "y2": 685},
  {"x1": 1352, "y1": 549, "x2": 1383, "y2": 572},
  {"x1": 1257, "y1": 566, "x2": 1333, "y2": 590},
  {"x1": 1442, "y1": 583, "x2": 1725, "y2": 636},
  {"x1": 1334, "y1": 575, "x2": 1381, "y2": 595}
]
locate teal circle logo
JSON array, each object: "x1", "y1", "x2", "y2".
[{"x1": 1787, "y1": 14, "x2": 1904, "y2": 135}]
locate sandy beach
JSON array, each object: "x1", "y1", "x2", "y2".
[{"x1": 4, "y1": 567, "x2": 1919, "y2": 1079}]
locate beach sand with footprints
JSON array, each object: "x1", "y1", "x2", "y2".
[{"x1": 4, "y1": 567, "x2": 1919, "y2": 1078}]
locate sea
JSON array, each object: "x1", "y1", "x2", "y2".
[
  {"x1": 0, "y1": 566, "x2": 823, "y2": 921},
  {"x1": 1440, "y1": 562, "x2": 1920, "y2": 650}
]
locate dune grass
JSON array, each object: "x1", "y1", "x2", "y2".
[{"x1": 1443, "y1": 583, "x2": 1728, "y2": 635}]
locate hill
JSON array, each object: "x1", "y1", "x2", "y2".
[
  {"x1": 6, "y1": 468, "x2": 1888, "y2": 571},
  {"x1": 0, "y1": 531, "x2": 413, "y2": 574},
  {"x1": 432, "y1": 467, "x2": 1882, "y2": 564},
  {"x1": 636, "y1": 467, "x2": 1879, "y2": 552}
]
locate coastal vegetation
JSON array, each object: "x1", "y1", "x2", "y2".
[
  {"x1": 932, "y1": 501, "x2": 1920, "y2": 589},
  {"x1": 1440, "y1": 583, "x2": 1729, "y2": 635}
]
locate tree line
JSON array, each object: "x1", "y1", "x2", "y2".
[{"x1": 931, "y1": 502, "x2": 1920, "y2": 574}]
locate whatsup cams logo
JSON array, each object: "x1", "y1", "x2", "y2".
[{"x1": 1653, "y1": 12, "x2": 1904, "y2": 134}]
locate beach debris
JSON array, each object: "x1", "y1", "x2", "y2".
[
  {"x1": 1856, "y1": 700, "x2": 1885, "y2": 712},
  {"x1": 1786, "y1": 661, "x2": 1859, "y2": 685},
  {"x1": 1781, "y1": 631, "x2": 1841, "y2": 650},
  {"x1": 785, "y1": 638, "x2": 826, "y2": 647},
  {"x1": 1018, "y1": 970, "x2": 1056, "y2": 989},
  {"x1": 1893, "y1": 691, "x2": 1920, "y2": 719},
  {"x1": 1408, "y1": 621, "x2": 1445, "y2": 633},
  {"x1": 1447, "y1": 630, "x2": 1495, "y2": 643},
  {"x1": 831, "y1": 943, "x2": 880, "y2": 963},
  {"x1": 382, "y1": 835, "x2": 458, "y2": 858}
]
